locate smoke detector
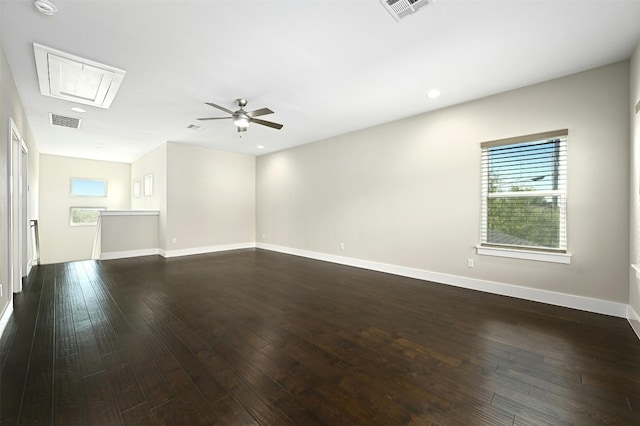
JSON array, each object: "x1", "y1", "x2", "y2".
[{"x1": 34, "y1": 0, "x2": 57, "y2": 16}]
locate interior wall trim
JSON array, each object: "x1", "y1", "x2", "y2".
[
  {"x1": 93, "y1": 240, "x2": 637, "y2": 340},
  {"x1": 0, "y1": 301, "x2": 14, "y2": 340},
  {"x1": 159, "y1": 242, "x2": 256, "y2": 259},
  {"x1": 100, "y1": 248, "x2": 160, "y2": 260},
  {"x1": 256, "y1": 243, "x2": 629, "y2": 319},
  {"x1": 629, "y1": 305, "x2": 640, "y2": 340}
]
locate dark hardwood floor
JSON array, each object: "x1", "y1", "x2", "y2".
[{"x1": 1, "y1": 249, "x2": 639, "y2": 425}]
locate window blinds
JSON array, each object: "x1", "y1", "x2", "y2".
[{"x1": 481, "y1": 131, "x2": 568, "y2": 251}]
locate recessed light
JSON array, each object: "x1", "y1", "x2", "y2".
[
  {"x1": 33, "y1": 0, "x2": 57, "y2": 16},
  {"x1": 257, "y1": 145, "x2": 265, "y2": 149},
  {"x1": 70, "y1": 107, "x2": 86, "y2": 113},
  {"x1": 94, "y1": 143, "x2": 103, "y2": 148},
  {"x1": 426, "y1": 89, "x2": 441, "y2": 99}
]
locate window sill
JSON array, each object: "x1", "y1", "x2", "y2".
[{"x1": 476, "y1": 245, "x2": 571, "y2": 264}]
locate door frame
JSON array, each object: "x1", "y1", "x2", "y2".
[{"x1": 8, "y1": 118, "x2": 28, "y2": 294}]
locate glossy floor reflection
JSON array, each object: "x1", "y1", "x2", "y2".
[{"x1": 1, "y1": 249, "x2": 639, "y2": 425}]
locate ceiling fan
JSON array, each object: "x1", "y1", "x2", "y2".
[{"x1": 198, "y1": 98, "x2": 283, "y2": 133}]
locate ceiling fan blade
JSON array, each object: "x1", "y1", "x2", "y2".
[
  {"x1": 205, "y1": 102, "x2": 234, "y2": 115},
  {"x1": 246, "y1": 108, "x2": 274, "y2": 118},
  {"x1": 197, "y1": 117, "x2": 233, "y2": 121},
  {"x1": 250, "y1": 118, "x2": 284, "y2": 130}
]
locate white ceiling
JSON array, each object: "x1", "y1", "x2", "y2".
[{"x1": 1, "y1": 0, "x2": 640, "y2": 163}]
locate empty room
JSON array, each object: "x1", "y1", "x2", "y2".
[{"x1": 1, "y1": 0, "x2": 640, "y2": 425}]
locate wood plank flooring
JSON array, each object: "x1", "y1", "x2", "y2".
[{"x1": 1, "y1": 248, "x2": 639, "y2": 425}]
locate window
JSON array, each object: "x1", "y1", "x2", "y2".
[
  {"x1": 71, "y1": 178, "x2": 107, "y2": 197},
  {"x1": 70, "y1": 207, "x2": 104, "y2": 226},
  {"x1": 480, "y1": 130, "x2": 568, "y2": 256},
  {"x1": 143, "y1": 174, "x2": 153, "y2": 196},
  {"x1": 133, "y1": 178, "x2": 141, "y2": 198}
]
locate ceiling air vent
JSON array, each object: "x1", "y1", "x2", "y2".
[
  {"x1": 34, "y1": 43, "x2": 126, "y2": 109},
  {"x1": 381, "y1": 0, "x2": 434, "y2": 22},
  {"x1": 49, "y1": 113, "x2": 81, "y2": 129}
]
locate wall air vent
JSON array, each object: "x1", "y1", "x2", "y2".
[
  {"x1": 49, "y1": 113, "x2": 81, "y2": 129},
  {"x1": 381, "y1": 0, "x2": 434, "y2": 22},
  {"x1": 34, "y1": 43, "x2": 126, "y2": 109}
]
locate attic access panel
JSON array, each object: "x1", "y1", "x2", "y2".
[
  {"x1": 34, "y1": 43, "x2": 126, "y2": 109},
  {"x1": 381, "y1": 0, "x2": 434, "y2": 21}
]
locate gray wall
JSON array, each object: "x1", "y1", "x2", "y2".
[
  {"x1": 130, "y1": 142, "x2": 256, "y2": 254},
  {"x1": 100, "y1": 213, "x2": 159, "y2": 255},
  {"x1": 165, "y1": 142, "x2": 255, "y2": 251},
  {"x1": 257, "y1": 61, "x2": 630, "y2": 304}
]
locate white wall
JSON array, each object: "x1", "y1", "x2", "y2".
[
  {"x1": 39, "y1": 155, "x2": 130, "y2": 264},
  {"x1": 0, "y1": 35, "x2": 39, "y2": 323},
  {"x1": 257, "y1": 61, "x2": 630, "y2": 304},
  {"x1": 165, "y1": 142, "x2": 255, "y2": 252},
  {"x1": 131, "y1": 143, "x2": 167, "y2": 249},
  {"x1": 629, "y1": 41, "x2": 640, "y2": 331}
]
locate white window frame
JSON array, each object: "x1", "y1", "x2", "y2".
[{"x1": 477, "y1": 130, "x2": 571, "y2": 264}]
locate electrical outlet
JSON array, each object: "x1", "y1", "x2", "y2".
[
  {"x1": 0, "y1": 284, "x2": 3, "y2": 298},
  {"x1": 262, "y1": 233, "x2": 266, "y2": 240},
  {"x1": 467, "y1": 259, "x2": 474, "y2": 268},
  {"x1": 340, "y1": 242, "x2": 345, "y2": 250},
  {"x1": 172, "y1": 237, "x2": 177, "y2": 244}
]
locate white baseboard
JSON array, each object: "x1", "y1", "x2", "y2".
[
  {"x1": 256, "y1": 243, "x2": 629, "y2": 319},
  {"x1": 101, "y1": 248, "x2": 160, "y2": 260},
  {"x1": 160, "y1": 242, "x2": 256, "y2": 258},
  {"x1": 628, "y1": 305, "x2": 640, "y2": 340},
  {"x1": 100, "y1": 243, "x2": 257, "y2": 261},
  {"x1": 0, "y1": 300, "x2": 14, "y2": 340},
  {"x1": 94, "y1": 241, "x2": 633, "y2": 326}
]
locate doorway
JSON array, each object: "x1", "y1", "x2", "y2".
[{"x1": 9, "y1": 118, "x2": 28, "y2": 294}]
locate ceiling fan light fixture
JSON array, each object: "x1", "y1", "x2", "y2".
[{"x1": 233, "y1": 115, "x2": 250, "y2": 127}]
